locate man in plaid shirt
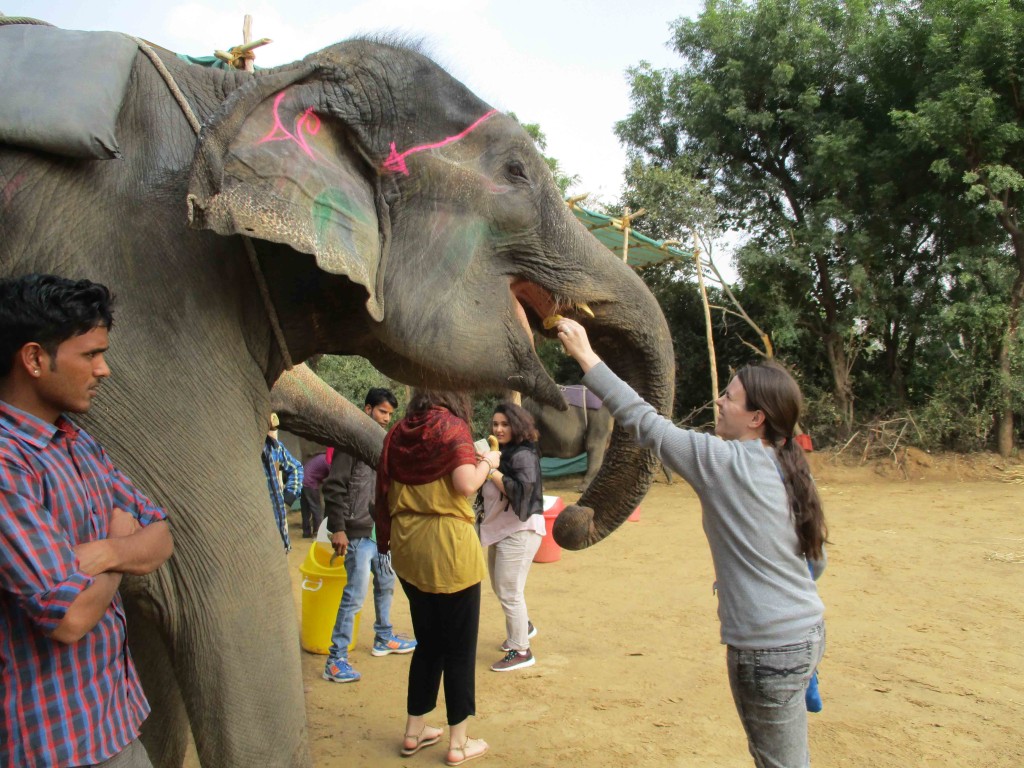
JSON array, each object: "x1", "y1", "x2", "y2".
[
  {"x1": 261, "y1": 412, "x2": 303, "y2": 553},
  {"x1": 0, "y1": 274, "x2": 173, "y2": 768}
]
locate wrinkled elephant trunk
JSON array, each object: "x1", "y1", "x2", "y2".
[{"x1": 551, "y1": 247, "x2": 675, "y2": 551}]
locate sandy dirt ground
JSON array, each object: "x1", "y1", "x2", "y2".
[{"x1": 278, "y1": 451, "x2": 1023, "y2": 768}]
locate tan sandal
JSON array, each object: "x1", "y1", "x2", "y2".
[
  {"x1": 400, "y1": 725, "x2": 443, "y2": 757},
  {"x1": 445, "y1": 737, "x2": 489, "y2": 766}
]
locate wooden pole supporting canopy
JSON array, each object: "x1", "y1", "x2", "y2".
[{"x1": 214, "y1": 14, "x2": 272, "y2": 69}]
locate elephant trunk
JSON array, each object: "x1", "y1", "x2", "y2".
[
  {"x1": 550, "y1": 231, "x2": 675, "y2": 551},
  {"x1": 271, "y1": 365, "x2": 383, "y2": 466}
]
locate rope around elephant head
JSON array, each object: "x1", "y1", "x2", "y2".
[
  {"x1": 126, "y1": 36, "x2": 294, "y2": 370},
  {"x1": 1, "y1": 14, "x2": 293, "y2": 370}
]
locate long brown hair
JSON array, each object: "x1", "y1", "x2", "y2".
[
  {"x1": 407, "y1": 388, "x2": 473, "y2": 425},
  {"x1": 736, "y1": 361, "x2": 828, "y2": 560},
  {"x1": 493, "y1": 401, "x2": 539, "y2": 444}
]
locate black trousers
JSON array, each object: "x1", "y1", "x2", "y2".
[
  {"x1": 400, "y1": 578, "x2": 480, "y2": 725},
  {"x1": 299, "y1": 486, "x2": 323, "y2": 536}
]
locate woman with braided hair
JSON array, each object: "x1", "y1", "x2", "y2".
[{"x1": 555, "y1": 317, "x2": 827, "y2": 768}]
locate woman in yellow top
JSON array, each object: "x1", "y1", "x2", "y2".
[{"x1": 375, "y1": 389, "x2": 500, "y2": 766}]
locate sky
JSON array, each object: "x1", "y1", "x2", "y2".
[{"x1": 6, "y1": 0, "x2": 705, "y2": 205}]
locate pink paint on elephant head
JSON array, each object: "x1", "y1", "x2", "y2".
[
  {"x1": 258, "y1": 92, "x2": 322, "y2": 158},
  {"x1": 382, "y1": 109, "x2": 499, "y2": 175}
]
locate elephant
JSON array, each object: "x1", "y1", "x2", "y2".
[
  {"x1": 1, "y1": 21, "x2": 674, "y2": 768},
  {"x1": 523, "y1": 386, "x2": 613, "y2": 492}
]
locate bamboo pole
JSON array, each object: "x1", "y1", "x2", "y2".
[
  {"x1": 242, "y1": 15, "x2": 254, "y2": 72},
  {"x1": 622, "y1": 207, "x2": 631, "y2": 262},
  {"x1": 695, "y1": 238, "x2": 719, "y2": 426}
]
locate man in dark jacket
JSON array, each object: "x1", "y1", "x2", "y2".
[{"x1": 321, "y1": 388, "x2": 416, "y2": 684}]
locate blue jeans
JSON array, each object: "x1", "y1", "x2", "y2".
[
  {"x1": 327, "y1": 537, "x2": 394, "y2": 659},
  {"x1": 727, "y1": 622, "x2": 826, "y2": 768}
]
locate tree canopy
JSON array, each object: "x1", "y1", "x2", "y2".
[{"x1": 617, "y1": 0, "x2": 1024, "y2": 452}]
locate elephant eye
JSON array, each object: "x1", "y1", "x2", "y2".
[{"x1": 505, "y1": 161, "x2": 529, "y2": 183}]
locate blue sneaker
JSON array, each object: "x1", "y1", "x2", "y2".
[
  {"x1": 322, "y1": 657, "x2": 360, "y2": 683},
  {"x1": 371, "y1": 633, "x2": 417, "y2": 656}
]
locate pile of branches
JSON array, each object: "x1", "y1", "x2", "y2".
[{"x1": 829, "y1": 416, "x2": 925, "y2": 477}]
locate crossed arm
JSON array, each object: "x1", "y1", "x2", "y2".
[{"x1": 50, "y1": 511, "x2": 173, "y2": 644}]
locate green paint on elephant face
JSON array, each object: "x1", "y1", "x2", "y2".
[
  {"x1": 313, "y1": 188, "x2": 372, "y2": 257},
  {"x1": 415, "y1": 216, "x2": 489, "y2": 289},
  {"x1": 443, "y1": 219, "x2": 488, "y2": 275}
]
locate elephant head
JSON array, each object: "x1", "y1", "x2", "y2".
[
  {"x1": 184, "y1": 40, "x2": 675, "y2": 552},
  {"x1": 185, "y1": 39, "x2": 674, "y2": 548}
]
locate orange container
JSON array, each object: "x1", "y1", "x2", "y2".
[
  {"x1": 628, "y1": 505, "x2": 641, "y2": 522},
  {"x1": 533, "y1": 496, "x2": 565, "y2": 564}
]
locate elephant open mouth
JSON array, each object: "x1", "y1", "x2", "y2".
[{"x1": 510, "y1": 278, "x2": 593, "y2": 342}]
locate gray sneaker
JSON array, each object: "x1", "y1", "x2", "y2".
[
  {"x1": 500, "y1": 621, "x2": 537, "y2": 652},
  {"x1": 491, "y1": 648, "x2": 535, "y2": 672}
]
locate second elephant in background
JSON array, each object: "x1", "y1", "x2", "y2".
[{"x1": 523, "y1": 385, "x2": 613, "y2": 493}]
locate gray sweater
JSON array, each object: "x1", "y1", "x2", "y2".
[{"x1": 585, "y1": 363, "x2": 825, "y2": 649}]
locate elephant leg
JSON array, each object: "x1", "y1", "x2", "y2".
[
  {"x1": 170, "y1": 506, "x2": 311, "y2": 768},
  {"x1": 126, "y1": 610, "x2": 191, "y2": 768}
]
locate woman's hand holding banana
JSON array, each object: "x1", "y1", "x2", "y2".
[{"x1": 554, "y1": 317, "x2": 602, "y2": 373}]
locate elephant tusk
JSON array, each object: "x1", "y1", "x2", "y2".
[{"x1": 542, "y1": 303, "x2": 595, "y2": 330}]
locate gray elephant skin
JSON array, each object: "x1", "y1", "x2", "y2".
[
  {"x1": 523, "y1": 395, "x2": 613, "y2": 492},
  {"x1": 0, "y1": 25, "x2": 674, "y2": 768}
]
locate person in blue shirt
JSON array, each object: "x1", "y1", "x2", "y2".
[{"x1": 261, "y1": 413, "x2": 303, "y2": 553}]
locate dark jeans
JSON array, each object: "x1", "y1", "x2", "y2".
[
  {"x1": 300, "y1": 485, "x2": 323, "y2": 536},
  {"x1": 400, "y1": 578, "x2": 480, "y2": 726}
]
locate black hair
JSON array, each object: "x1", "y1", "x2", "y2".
[
  {"x1": 492, "y1": 401, "x2": 539, "y2": 444},
  {"x1": 365, "y1": 387, "x2": 398, "y2": 409},
  {"x1": 407, "y1": 389, "x2": 473, "y2": 425},
  {"x1": 0, "y1": 274, "x2": 115, "y2": 377}
]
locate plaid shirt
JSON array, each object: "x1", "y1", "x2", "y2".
[
  {"x1": 261, "y1": 436, "x2": 303, "y2": 553},
  {"x1": 0, "y1": 400, "x2": 167, "y2": 768}
]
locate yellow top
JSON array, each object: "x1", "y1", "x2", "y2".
[{"x1": 388, "y1": 475, "x2": 484, "y2": 594}]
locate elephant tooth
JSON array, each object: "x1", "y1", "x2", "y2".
[{"x1": 577, "y1": 303, "x2": 595, "y2": 318}]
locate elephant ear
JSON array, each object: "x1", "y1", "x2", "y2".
[{"x1": 186, "y1": 64, "x2": 385, "y2": 320}]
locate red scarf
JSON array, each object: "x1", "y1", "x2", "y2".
[{"x1": 375, "y1": 406, "x2": 477, "y2": 554}]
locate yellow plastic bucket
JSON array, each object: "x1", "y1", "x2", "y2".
[{"x1": 299, "y1": 541, "x2": 360, "y2": 654}]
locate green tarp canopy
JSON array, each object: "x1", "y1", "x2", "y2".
[{"x1": 568, "y1": 201, "x2": 688, "y2": 268}]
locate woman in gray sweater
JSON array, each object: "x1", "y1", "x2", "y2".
[{"x1": 556, "y1": 318, "x2": 827, "y2": 768}]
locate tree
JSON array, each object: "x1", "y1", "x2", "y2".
[
  {"x1": 891, "y1": 0, "x2": 1024, "y2": 456},
  {"x1": 616, "y1": 0, "x2": 991, "y2": 434}
]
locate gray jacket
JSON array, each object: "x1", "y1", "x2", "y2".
[
  {"x1": 323, "y1": 451, "x2": 376, "y2": 540},
  {"x1": 584, "y1": 362, "x2": 825, "y2": 650}
]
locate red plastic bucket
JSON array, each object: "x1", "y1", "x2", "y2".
[
  {"x1": 533, "y1": 495, "x2": 565, "y2": 563},
  {"x1": 795, "y1": 434, "x2": 813, "y2": 452}
]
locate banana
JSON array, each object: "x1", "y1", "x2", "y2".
[
  {"x1": 542, "y1": 314, "x2": 564, "y2": 330},
  {"x1": 487, "y1": 435, "x2": 499, "y2": 452},
  {"x1": 542, "y1": 303, "x2": 594, "y2": 330}
]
